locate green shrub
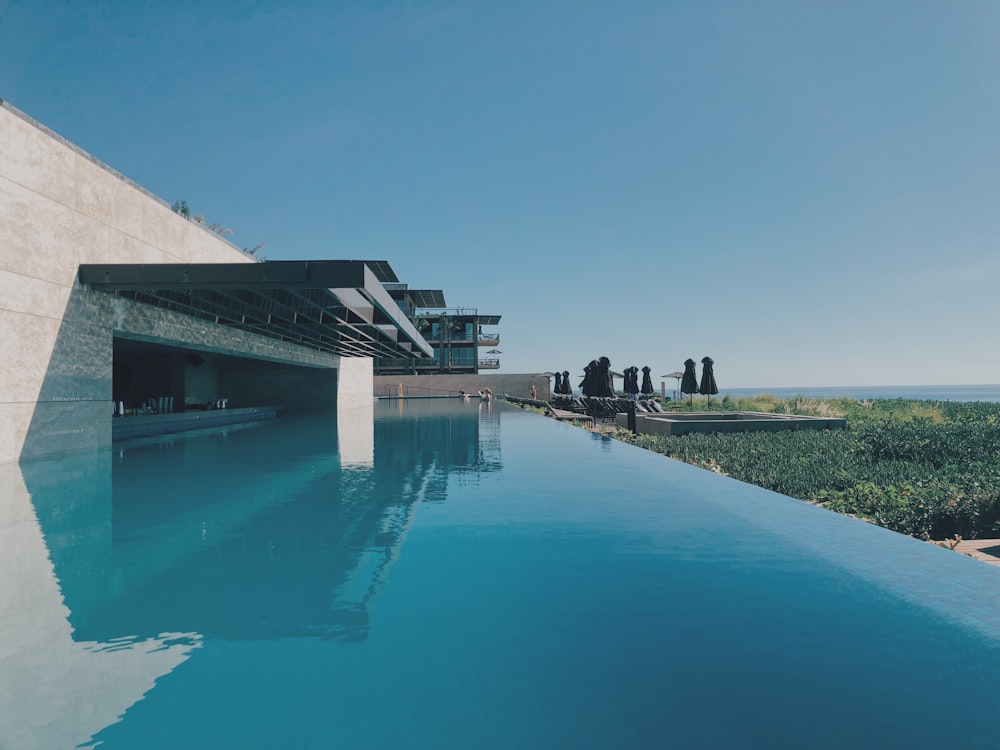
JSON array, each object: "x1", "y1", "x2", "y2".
[{"x1": 616, "y1": 397, "x2": 1000, "y2": 540}]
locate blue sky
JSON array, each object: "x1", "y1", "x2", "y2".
[{"x1": 4, "y1": 1, "x2": 1000, "y2": 387}]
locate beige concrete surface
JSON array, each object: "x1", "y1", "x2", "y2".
[{"x1": 951, "y1": 539, "x2": 1000, "y2": 567}]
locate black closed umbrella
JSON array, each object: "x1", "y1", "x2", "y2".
[
  {"x1": 624, "y1": 366, "x2": 640, "y2": 397},
  {"x1": 595, "y1": 356, "x2": 614, "y2": 397},
  {"x1": 681, "y1": 358, "x2": 699, "y2": 408},
  {"x1": 553, "y1": 371, "x2": 563, "y2": 395},
  {"x1": 640, "y1": 365, "x2": 654, "y2": 396},
  {"x1": 580, "y1": 360, "x2": 598, "y2": 396},
  {"x1": 699, "y1": 356, "x2": 719, "y2": 407},
  {"x1": 561, "y1": 370, "x2": 572, "y2": 394}
]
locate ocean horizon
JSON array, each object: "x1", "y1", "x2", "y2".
[
  {"x1": 713, "y1": 384, "x2": 1000, "y2": 403},
  {"x1": 566, "y1": 383, "x2": 1000, "y2": 403}
]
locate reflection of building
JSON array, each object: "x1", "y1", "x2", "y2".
[
  {"x1": 5, "y1": 398, "x2": 502, "y2": 746},
  {"x1": 0, "y1": 101, "x2": 433, "y2": 463},
  {"x1": 474, "y1": 403, "x2": 503, "y2": 474},
  {"x1": 373, "y1": 399, "x2": 503, "y2": 488},
  {"x1": 20, "y1": 401, "x2": 500, "y2": 649},
  {"x1": 375, "y1": 284, "x2": 502, "y2": 375},
  {"x1": 0, "y1": 459, "x2": 201, "y2": 750},
  {"x1": 25, "y1": 417, "x2": 392, "y2": 644}
]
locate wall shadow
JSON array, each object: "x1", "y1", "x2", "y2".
[{"x1": 21, "y1": 287, "x2": 113, "y2": 460}]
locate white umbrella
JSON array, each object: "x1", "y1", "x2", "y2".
[{"x1": 662, "y1": 371, "x2": 684, "y2": 400}]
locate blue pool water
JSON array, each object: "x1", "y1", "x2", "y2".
[{"x1": 4, "y1": 399, "x2": 1000, "y2": 748}]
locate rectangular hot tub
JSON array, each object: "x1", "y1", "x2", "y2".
[{"x1": 617, "y1": 410, "x2": 846, "y2": 436}]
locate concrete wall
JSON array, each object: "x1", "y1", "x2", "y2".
[
  {"x1": 0, "y1": 100, "x2": 371, "y2": 463},
  {"x1": 338, "y1": 358, "x2": 374, "y2": 409},
  {"x1": 373, "y1": 373, "x2": 551, "y2": 400}
]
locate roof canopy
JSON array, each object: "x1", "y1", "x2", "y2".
[
  {"x1": 78, "y1": 260, "x2": 434, "y2": 359},
  {"x1": 404, "y1": 289, "x2": 448, "y2": 309}
]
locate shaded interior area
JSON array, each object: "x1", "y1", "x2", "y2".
[
  {"x1": 20, "y1": 285, "x2": 346, "y2": 460},
  {"x1": 111, "y1": 337, "x2": 339, "y2": 439}
]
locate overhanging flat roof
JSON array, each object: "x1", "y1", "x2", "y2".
[
  {"x1": 477, "y1": 315, "x2": 501, "y2": 325},
  {"x1": 404, "y1": 289, "x2": 447, "y2": 309},
  {"x1": 78, "y1": 260, "x2": 434, "y2": 359}
]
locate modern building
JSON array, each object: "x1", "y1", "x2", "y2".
[
  {"x1": 0, "y1": 100, "x2": 434, "y2": 464},
  {"x1": 374, "y1": 283, "x2": 502, "y2": 375}
]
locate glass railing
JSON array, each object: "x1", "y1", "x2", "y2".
[{"x1": 414, "y1": 308, "x2": 478, "y2": 317}]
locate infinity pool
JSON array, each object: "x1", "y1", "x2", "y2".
[{"x1": 4, "y1": 399, "x2": 1000, "y2": 748}]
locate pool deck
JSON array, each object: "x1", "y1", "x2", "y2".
[
  {"x1": 549, "y1": 406, "x2": 595, "y2": 425},
  {"x1": 952, "y1": 539, "x2": 1000, "y2": 567}
]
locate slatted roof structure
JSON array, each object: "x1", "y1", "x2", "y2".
[
  {"x1": 404, "y1": 289, "x2": 448, "y2": 310},
  {"x1": 78, "y1": 260, "x2": 434, "y2": 359}
]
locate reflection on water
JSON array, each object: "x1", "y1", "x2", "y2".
[
  {"x1": 14, "y1": 398, "x2": 1000, "y2": 749},
  {"x1": 2, "y1": 399, "x2": 497, "y2": 749},
  {"x1": 0, "y1": 456, "x2": 200, "y2": 750}
]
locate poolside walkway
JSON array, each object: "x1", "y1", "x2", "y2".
[
  {"x1": 550, "y1": 406, "x2": 595, "y2": 426},
  {"x1": 502, "y1": 395, "x2": 595, "y2": 426},
  {"x1": 951, "y1": 539, "x2": 1000, "y2": 567}
]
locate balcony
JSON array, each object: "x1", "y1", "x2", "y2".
[
  {"x1": 477, "y1": 335, "x2": 500, "y2": 347},
  {"x1": 478, "y1": 358, "x2": 500, "y2": 370}
]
